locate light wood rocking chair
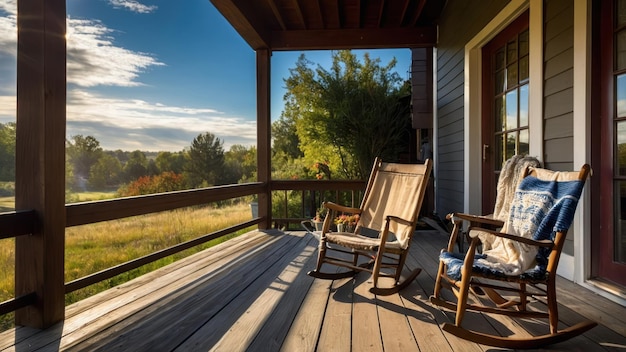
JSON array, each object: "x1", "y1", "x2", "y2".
[
  {"x1": 307, "y1": 158, "x2": 432, "y2": 295},
  {"x1": 430, "y1": 164, "x2": 597, "y2": 349}
]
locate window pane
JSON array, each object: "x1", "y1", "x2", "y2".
[
  {"x1": 495, "y1": 48, "x2": 505, "y2": 71},
  {"x1": 618, "y1": 74, "x2": 626, "y2": 118},
  {"x1": 495, "y1": 96, "x2": 505, "y2": 132},
  {"x1": 618, "y1": 0, "x2": 626, "y2": 27},
  {"x1": 617, "y1": 121, "x2": 626, "y2": 176},
  {"x1": 617, "y1": 29, "x2": 626, "y2": 71},
  {"x1": 519, "y1": 30, "x2": 529, "y2": 56},
  {"x1": 495, "y1": 70, "x2": 505, "y2": 94},
  {"x1": 507, "y1": 39, "x2": 517, "y2": 64},
  {"x1": 506, "y1": 90, "x2": 518, "y2": 130},
  {"x1": 519, "y1": 84, "x2": 529, "y2": 127},
  {"x1": 506, "y1": 132, "x2": 516, "y2": 160},
  {"x1": 519, "y1": 129, "x2": 529, "y2": 155},
  {"x1": 519, "y1": 55, "x2": 529, "y2": 82},
  {"x1": 507, "y1": 62, "x2": 518, "y2": 87}
]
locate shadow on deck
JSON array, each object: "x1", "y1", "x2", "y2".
[{"x1": 1, "y1": 227, "x2": 625, "y2": 351}]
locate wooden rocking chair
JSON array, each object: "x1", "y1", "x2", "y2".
[
  {"x1": 430, "y1": 164, "x2": 597, "y2": 349},
  {"x1": 308, "y1": 158, "x2": 432, "y2": 295}
]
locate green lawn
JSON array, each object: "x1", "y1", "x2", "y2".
[{"x1": 0, "y1": 197, "x2": 13, "y2": 212}]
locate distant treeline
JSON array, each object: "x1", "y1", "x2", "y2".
[{"x1": 0, "y1": 124, "x2": 257, "y2": 197}]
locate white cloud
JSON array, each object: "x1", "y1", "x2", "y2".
[
  {"x1": 0, "y1": 1, "x2": 16, "y2": 57},
  {"x1": 108, "y1": 0, "x2": 157, "y2": 14},
  {"x1": 0, "y1": 3, "x2": 163, "y2": 87},
  {"x1": 0, "y1": 95, "x2": 15, "y2": 118},
  {"x1": 67, "y1": 18, "x2": 164, "y2": 87},
  {"x1": 0, "y1": 1, "x2": 16, "y2": 15},
  {"x1": 66, "y1": 89, "x2": 256, "y2": 151}
]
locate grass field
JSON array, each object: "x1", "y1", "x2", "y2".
[
  {"x1": 0, "y1": 197, "x2": 13, "y2": 212},
  {"x1": 0, "y1": 200, "x2": 254, "y2": 330},
  {"x1": 0, "y1": 191, "x2": 115, "y2": 212}
]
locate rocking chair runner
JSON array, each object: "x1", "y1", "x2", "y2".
[
  {"x1": 430, "y1": 164, "x2": 597, "y2": 349},
  {"x1": 307, "y1": 158, "x2": 432, "y2": 295}
]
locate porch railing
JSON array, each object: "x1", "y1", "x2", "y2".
[{"x1": 0, "y1": 179, "x2": 366, "y2": 321}]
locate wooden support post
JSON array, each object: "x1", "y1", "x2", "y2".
[
  {"x1": 15, "y1": 0, "x2": 67, "y2": 328},
  {"x1": 256, "y1": 49, "x2": 272, "y2": 229}
]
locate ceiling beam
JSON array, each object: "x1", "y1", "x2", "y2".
[
  {"x1": 211, "y1": 0, "x2": 271, "y2": 49},
  {"x1": 271, "y1": 26, "x2": 437, "y2": 50}
]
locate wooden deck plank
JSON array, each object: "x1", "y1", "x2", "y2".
[
  {"x1": 398, "y1": 279, "x2": 455, "y2": 352},
  {"x1": 245, "y1": 233, "x2": 321, "y2": 351},
  {"x1": 375, "y1": 280, "x2": 420, "y2": 351},
  {"x1": 351, "y1": 272, "x2": 384, "y2": 351},
  {"x1": 58, "y1": 230, "x2": 287, "y2": 351},
  {"x1": 279, "y1": 271, "x2": 332, "y2": 352},
  {"x1": 315, "y1": 276, "x2": 353, "y2": 351},
  {"x1": 1, "y1": 227, "x2": 625, "y2": 351},
  {"x1": 81, "y1": 231, "x2": 303, "y2": 351},
  {"x1": 187, "y1": 233, "x2": 316, "y2": 351}
]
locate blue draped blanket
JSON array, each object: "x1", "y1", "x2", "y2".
[{"x1": 440, "y1": 175, "x2": 585, "y2": 281}]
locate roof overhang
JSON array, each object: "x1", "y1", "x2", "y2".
[{"x1": 211, "y1": 0, "x2": 444, "y2": 51}]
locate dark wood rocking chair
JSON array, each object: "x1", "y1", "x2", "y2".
[
  {"x1": 430, "y1": 164, "x2": 597, "y2": 349},
  {"x1": 307, "y1": 157, "x2": 432, "y2": 295}
]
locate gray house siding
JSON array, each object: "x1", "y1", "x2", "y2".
[
  {"x1": 543, "y1": 0, "x2": 574, "y2": 171},
  {"x1": 435, "y1": 0, "x2": 509, "y2": 217},
  {"x1": 543, "y1": 0, "x2": 575, "y2": 255}
]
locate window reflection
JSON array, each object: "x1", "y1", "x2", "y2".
[
  {"x1": 617, "y1": 74, "x2": 626, "y2": 118},
  {"x1": 506, "y1": 90, "x2": 518, "y2": 130}
]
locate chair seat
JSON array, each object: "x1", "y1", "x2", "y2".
[
  {"x1": 326, "y1": 232, "x2": 402, "y2": 252},
  {"x1": 439, "y1": 251, "x2": 548, "y2": 283}
]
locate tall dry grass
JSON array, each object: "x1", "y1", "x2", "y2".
[{"x1": 0, "y1": 201, "x2": 254, "y2": 330}]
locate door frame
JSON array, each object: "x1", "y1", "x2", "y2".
[
  {"x1": 463, "y1": 0, "x2": 542, "y2": 215},
  {"x1": 480, "y1": 11, "x2": 530, "y2": 215}
]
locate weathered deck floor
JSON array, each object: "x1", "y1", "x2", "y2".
[{"x1": 1, "y1": 227, "x2": 625, "y2": 351}]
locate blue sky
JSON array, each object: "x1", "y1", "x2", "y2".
[{"x1": 0, "y1": 0, "x2": 411, "y2": 152}]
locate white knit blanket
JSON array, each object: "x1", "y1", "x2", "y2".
[{"x1": 477, "y1": 155, "x2": 541, "y2": 252}]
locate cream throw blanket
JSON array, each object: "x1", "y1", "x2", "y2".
[{"x1": 474, "y1": 155, "x2": 541, "y2": 275}]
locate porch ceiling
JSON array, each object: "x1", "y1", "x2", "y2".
[{"x1": 210, "y1": 0, "x2": 446, "y2": 51}]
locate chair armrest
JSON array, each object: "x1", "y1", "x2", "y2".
[
  {"x1": 468, "y1": 227, "x2": 554, "y2": 247},
  {"x1": 323, "y1": 201, "x2": 361, "y2": 214},
  {"x1": 448, "y1": 212, "x2": 504, "y2": 228},
  {"x1": 386, "y1": 215, "x2": 413, "y2": 227}
]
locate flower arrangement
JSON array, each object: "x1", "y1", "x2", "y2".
[{"x1": 334, "y1": 213, "x2": 359, "y2": 232}]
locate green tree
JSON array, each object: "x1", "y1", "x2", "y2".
[
  {"x1": 66, "y1": 135, "x2": 103, "y2": 189},
  {"x1": 122, "y1": 150, "x2": 148, "y2": 182},
  {"x1": 185, "y1": 132, "x2": 225, "y2": 187},
  {"x1": 272, "y1": 117, "x2": 302, "y2": 161},
  {"x1": 155, "y1": 151, "x2": 186, "y2": 174},
  {"x1": 89, "y1": 154, "x2": 122, "y2": 189},
  {"x1": 223, "y1": 144, "x2": 257, "y2": 184},
  {"x1": 283, "y1": 50, "x2": 411, "y2": 179},
  {"x1": 0, "y1": 122, "x2": 16, "y2": 181}
]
